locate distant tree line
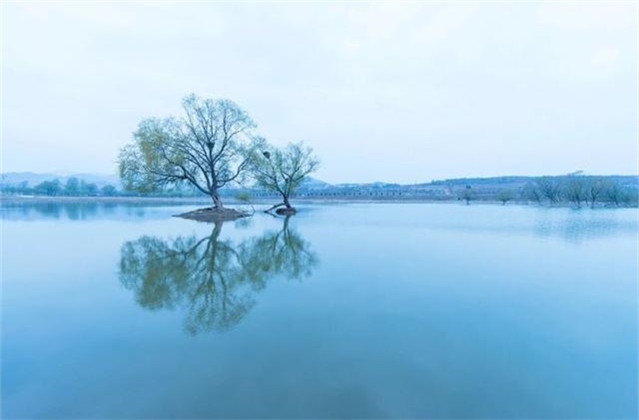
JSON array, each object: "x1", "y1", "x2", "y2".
[
  {"x1": 0, "y1": 177, "x2": 121, "y2": 197},
  {"x1": 454, "y1": 173, "x2": 637, "y2": 207},
  {"x1": 519, "y1": 174, "x2": 638, "y2": 207},
  {"x1": 2, "y1": 173, "x2": 637, "y2": 209}
]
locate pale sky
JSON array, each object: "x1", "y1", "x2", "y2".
[{"x1": 1, "y1": 1, "x2": 637, "y2": 184}]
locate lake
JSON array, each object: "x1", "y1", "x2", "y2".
[{"x1": 1, "y1": 201, "x2": 637, "y2": 419}]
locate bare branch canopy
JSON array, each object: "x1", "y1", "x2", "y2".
[{"x1": 249, "y1": 141, "x2": 320, "y2": 213}]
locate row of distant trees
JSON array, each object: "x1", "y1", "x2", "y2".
[
  {"x1": 457, "y1": 174, "x2": 637, "y2": 207},
  {"x1": 0, "y1": 178, "x2": 120, "y2": 197},
  {"x1": 3, "y1": 174, "x2": 637, "y2": 208},
  {"x1": 522, "y1": 174, "x2": 637, "y2": 207}
]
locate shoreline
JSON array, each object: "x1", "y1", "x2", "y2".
[
  {"x1": 0, "y1": 195, "x2": 515, "y2": 205},
  {"x1": 0, "y1": 195, "x2": 212, "y2": 205},
  {"x1": 0, "y1": 195, "x2": 635, "y2": 209}
]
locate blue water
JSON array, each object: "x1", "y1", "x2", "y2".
[{"x1": 1, "y1": 202, "x2": 637, "y2": 418}]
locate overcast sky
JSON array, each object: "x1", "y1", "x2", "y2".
[{"x1": 2, "y1": 1, "x2": 636, "y2": 183}]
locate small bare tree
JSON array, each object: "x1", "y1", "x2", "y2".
[
  {"x1": 459, "y1": 185, "x2": 473, "y2": 205},
  {"x1": 496, "y1": 189, "x2": 515, "y2": 205},
  {"x1": 604, "y1": 180, "x2": 623, "y2": 206},
  {"x1": 585, "y1": 177, "x2": 606, "y2": 208},
  {"x1": 562, "y1": 175, "x2": 587, "y2": 207},
  {"x1": 119, "y1": 94, "x2": 260, "y2": 209},
  {"x1": 250, "y1": 142, "x2": 319, "y2": 214},
  {"x1": 522, "y1": 182, "x2": 543, "y2": 203},
  {"x1": 535, "y1": 176, "x2": 561, "y2": 204}
]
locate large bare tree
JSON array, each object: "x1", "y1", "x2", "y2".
[
  {"x1": 249, "y1": 142, "x2": 319, "y2": 213},
  {"x1": 119, "y1": 94, "x2": 260, "y2": 209}
]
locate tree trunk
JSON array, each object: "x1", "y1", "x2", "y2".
[
  {"x1": 211, "y1": 221, "x2": 223, "y2": 240},
  {"x1": 265, "y1": 202, "x2": 285, "y2": 213},
  {"x1": 283, "y1": 195, "x2": 291, "y2": 209},
  {"x1": 211, "y1": 193, "x2": 224, "y2": 209}
]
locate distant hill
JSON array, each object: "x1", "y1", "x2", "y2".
[
  {"x1": 428, "y1": 175, "x2": 638, "y2": 187},
  {"x1": 300, "y1": 176, "x2": 332, "y2": 189},
  {"x1": 334, "y1": 181, "x2": 401, "y2": 189}
]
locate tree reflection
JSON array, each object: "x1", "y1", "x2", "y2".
[{"x1": 118, "y1": 217, "x2": 317, "y2": 334}]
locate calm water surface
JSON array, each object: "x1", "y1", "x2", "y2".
[{"x1": 1, "y1": 202, "x2": 637, "y2": 419}]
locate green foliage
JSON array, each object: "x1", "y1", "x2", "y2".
[
  {"x1": 83, "y1": 182, "x2": 98, "y2": 196},
  {"x1": 234, "y1": 191, "x2": 253, "y2": 203},
  {"x1": 101, "y1": 185, "x2": 118, "y2": 196},
  {"x1": 118, "y1": 94, "x2": 260, "y2": 207},
  {"x1": 65, "y1": 177, "x2": 81, "y2": 194},
  {"x1": 34, "y1": 179, "x2": 62, "y2": 196},
  {"x1": 119, "y1": 119, "x2": 177, "y2": 193},
  {"x1": 496, "y1": 189, "x2": 515, "y2": 204}
]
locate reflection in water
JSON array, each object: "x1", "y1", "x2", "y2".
[
  {"x1": 119, "y1": 217, "x2": 318, "y2": 334},
  {"x1": 3, "y1": 202, "x2": 636, "y2": 245},
  {"x1": 0, "y1": 201, "x2": 137, "y2": 221},
  {"x1": 532, "y1": 213, "x2": 638, "y2": 243}
]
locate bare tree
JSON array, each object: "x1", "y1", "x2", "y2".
[
  {"x1": 522, "y1": 182, "x2": 543, "y2": 203},
  {"x1": 459, "y1": 185, "x2": 473, "y2": 205},
  {"x1": 585, "y1": 177, "x2": 606, "y2": 208},
  {"x1": 119, "y1": 94, "x2": 260, "y2": 209},
  {"x1": 535, "y1": 176, "x2": 561, "y2": 204},
  {"x1": 496, "y1": 189, "x2": 515, "y2": 205},
  {"x1": 604, "y1": 180, "x2": 623, "y2": 206},
  {"x1": 250, "y1": 141, "x2": 319, "y2": 214},
  {"x1": 562, "y1": 175, "x2": 587, "y2": 207}
]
